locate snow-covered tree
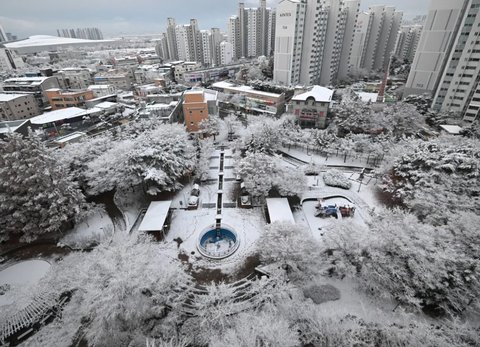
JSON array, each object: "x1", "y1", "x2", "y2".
[
  {"x1": 382, "y1": 135, "x2": 480, "y2": 223},
  {"x1": 57, "y1": 122, "x2": 196, "y2": 196},
  {"x1": 237, "y1": 152, "x2": 305, "y2": 199},
  {"x1": 0, "y1": 133, "x2": 85, "y2": 242},
  {"x1": 246, "y1": 65, "x2": 265, "y2": 82},
  {"x1": 322, "y1": 208, "x2": 480, "y2": 316},
  {"x1": 257, "y1": 222, "x2": 320, "y2": 281},
  {"x1": 195, "y1": 138, "x2": 214, "y2": 180},
  {"x1": 242, "y1": 116, "x2": 282, "y2": 154},
  {"x1": 209, "y1": 308, "x2": 299, "y2": 347},
  {"x1": 199, "y1": 115, "x2": 221, "y2": 139},
  {"x1": 128, "y1": 125, "x2": 197, "y2": 195},
  {"x1": 35, "y1": 234, "x2": 191, "y2": 346}
]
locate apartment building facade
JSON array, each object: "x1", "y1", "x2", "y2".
[
  {"x1": 0, "y1": 94, "x2": 41, "y2": 121},
  {"x1": 273, "y1": 0, "x2": 360, "y2": 86},
  {"x1": 405, "y1": 0, "x2": 480, "y2": 122}
]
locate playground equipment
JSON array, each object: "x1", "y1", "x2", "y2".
[
  {"x1": 315, "y1": 199, "x2": 355, "y2": 218},
  {"x1": 339, "y1": 205, "x2": 355, "y2": 217},
  {"x1": 315, "y1": 199, "x2": 338, "y2": 219}
]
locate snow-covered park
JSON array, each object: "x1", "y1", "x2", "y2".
[{"x1": 1, "y1": 99, "x2": 479, "y2": 346}]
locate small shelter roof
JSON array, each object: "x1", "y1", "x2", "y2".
[{"x1": 138, "y1": 201, "x2": 172, "y2": 232}]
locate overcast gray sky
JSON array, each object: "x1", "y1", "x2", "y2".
[{"x1": 0, "y1": 0, "x2": 430, "y2": 39}]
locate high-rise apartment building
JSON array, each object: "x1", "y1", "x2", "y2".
[
  {"x1": 220, "y1": 41, "x2": 234, "y2": 65},
  {"x1": 210, "y1": 28, "x2": 223, "y2": 66},
  {"x1": 353, "y1": 5, "x2": 403, "y2": 72},
  {"x1": 166, "y1": 18, "x2": 179, "y2": 61},
  {"x1": 237, "y1": 0, "x2": 276, "y2": 58},
  {"x1": 337, "y1": 1, "x2": 361, "y2": 81},
  {"x1": 394, "y1": 25, "x2": 423, "y2": 62},
  {"x1": 200, "y1": 30, "x2": 213, "y2": 66},
  {"x1": 405, "y1": 0, "x2": 480, "y2": 122},
  {"x1": 175, "y1": 20, "x2": 202, "y2": 62},
  {"x1": 228, "y1": 15, "x2": 241, "y2": 60},
  {"x1": 273, "y1": 0, "x2": 359, "y2": 86},
  {"x1": 155, "y1": 33, "x2": 170, "y2": 61}
]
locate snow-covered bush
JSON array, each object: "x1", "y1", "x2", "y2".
[{"x1": 323, "y1": 169, "x2": 352, "y2": 189}]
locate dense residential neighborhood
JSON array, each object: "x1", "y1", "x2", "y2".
[{"x1": 0, "y1": 0, "x2": 480, "y2": 346}]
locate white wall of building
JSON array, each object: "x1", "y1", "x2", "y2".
[
  {"x1": 273, "y1": 0, "x2": 303, "y2": 85},
  {"x1": 220, "y1": 41, "x2": 233, "y2": 65}
]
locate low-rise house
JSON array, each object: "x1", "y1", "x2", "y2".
[
  {"x1": 87, "y1": 84, "x2": 116, "y2": 98},
  {"x1": 290, "y1": 85, "x2": 333, "y2": 128},
  {"x1": 45, "y1": 88, "x2": 94, "y2": 110},
  {"x1": 212, "y1": 81, "x2": 285, "y2": 116}
]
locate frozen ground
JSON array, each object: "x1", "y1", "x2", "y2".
[
  {"x1": 281, "y1": 145, "x2": 377, "y2": 169},
  {"x1": 302, "y1": 198, "x2": 366, "y2": 242},
  {"x1": 60, "y1": 209, "x2": 114, "y2": 248},
  {"x1": 166, "y1": 207, "x2": 265, "y2": 272},
  {"x1": 0, "y1": 260, "x2": 51, "y2": 308}
]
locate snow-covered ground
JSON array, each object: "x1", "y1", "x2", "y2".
[
  {"x1": 281, "y1": 146, "x2": 377, "y2": 169},
  {"x1": 60, "y1": 209, "x2": 114, "y2": 248},
  {"x1": 166, "y1": 207, "x2": 264, "y2": 272},
  {"x1": 301, "y1": 198, "x2": 366, "y2": 241},
  {"x1": 163, "y1": 147, "x2": 265, "y2": 272},
  {"x1": 0, "y1": 260, "x2": 51, "y2": 308}
]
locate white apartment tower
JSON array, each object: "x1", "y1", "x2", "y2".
[
  {"x1": 175, "y1": 19, "x2": 202, "y2": 63},
  {"x1": 359, "y1": 6, "x2": 403, "y2": 72},
  {"x1": 155, "y1": 33, "x2": 170, "y2": 61},
  {"x1": 210, "y1": 28, "x2": 223, "y2": 66},
  {"x1": 350, "y1": 11, "x2": 371, "y2": 71},
  {"x1": 337, "y1": 0, "x2": 361, "y2": 81},
  {"x1": 273, "y1": 0, "x2": 359, "y2": 86},
  {"x1": 220, "y1": 41, "x2": 234, "y2": 65},
  {"x1": 405, "y1": 0, "x2": 480, "y2": 122},
  {"x1": 166, "y1": 18, "x2": 179, "y2": 61},
  {"x1": 273, "y1": 0, "x2": 304, "y2": 85},
  {"x1": 394, "y1": 25, "x2": 423, "y2": 62},
  {"x1": 238, "y1": 1, "x2": 276, "y2": 58},
  {"x1": 228, "y1": 15, "x2": 241, "y2": 60},
  {"x1": 200, "y1": 31, "x2": 212, "y2": 66}
]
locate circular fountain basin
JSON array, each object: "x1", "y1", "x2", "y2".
[{"x1": 197, "y1": 225, "x2": 240, "y2": 259}]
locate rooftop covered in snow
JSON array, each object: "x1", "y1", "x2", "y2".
[
  {"x1": 212, "y1": 81, "x2": 283, "y2": 98},
  {"x1": 266, "y1": 198, "x2": 295, "y2": 224},
  {"x1": 138, "y1": 201, "x2": 173, "y2": 232},
  {"x1": 356, "y1": 92, "x2": 378, "y2": 103},
  {"x1": 3, "y1": 76, "x2": 54, "y2": 86},
  {"x1": 29, "y1": 107, "x2": 102, "y2": 125},
  {"x1": 4, "y1": 35, "x2": 116, "y2": 54},
  {"x1": 439, "y1": 124, "x2": 463, "y2": 135},
  {"x1": 292, "y1": 85, "x2": 334, "y2": 103},
  {"x1": 0, "y1": 94, "x2": 30, "y2": 102}
]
